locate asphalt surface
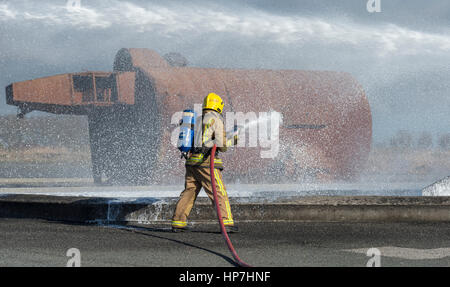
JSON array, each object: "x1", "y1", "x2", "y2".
[{"x1": 0, "y1": 218, "x2": 449, "y2": 267}]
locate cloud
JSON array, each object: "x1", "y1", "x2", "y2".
[
  {"x1": 0, "y1": 3, "x2": 16, "y2": 19},
  {"x1": 1, "y1": 0, "x2": 449, "y2": 57}
]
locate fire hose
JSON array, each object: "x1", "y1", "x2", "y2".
[{"x1": 210, "y1": 144, "x2": 252, "y2": 267}]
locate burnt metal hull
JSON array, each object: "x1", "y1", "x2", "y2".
[{"x1": 5, "y1": 48, "x2": 372, "y2": 184}]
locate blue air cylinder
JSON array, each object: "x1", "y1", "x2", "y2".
[{"x1": 178, "y1": 109, "x2": 197, "y2": 153}]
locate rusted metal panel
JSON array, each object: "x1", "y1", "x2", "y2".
[
  {"x1": 7, "y1": 71, "x2": 136, "y2": 112},
  {"x1": 12, "y1": 74, "x2": 73, "y2": 105},
  {"x1": 72, "y1": 72, "x2": 117, "y2": 105},
  {"x1": 133, "y1": 65, "x2": 371, "y2": 180},
  {"x1": 71, "y1": 73, "x2": 94, "y2": 104},
  {"x1": 116, "y1": 72, "x2": 136, "y2": 105}
]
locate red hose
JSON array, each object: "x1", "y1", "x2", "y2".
[{"x1": 210, "y1": 144, "x2": 252, "y2": 267}]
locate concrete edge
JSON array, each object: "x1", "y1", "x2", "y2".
[{"x1": 0, "y1": 194, "x2": 450, "y2": 223}]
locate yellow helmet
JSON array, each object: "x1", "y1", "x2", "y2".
[{"x1": 203, "y1": 92, "x2": 224, "y2": 113}]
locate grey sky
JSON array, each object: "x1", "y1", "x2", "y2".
[{"x1": 0, "y1": 0, "x2": 449, "y2": 142}]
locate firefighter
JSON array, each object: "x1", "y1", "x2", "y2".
[{"x1": 172, "y1": 92, "x2": 239, "y2": 233}]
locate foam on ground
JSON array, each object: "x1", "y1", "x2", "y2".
[
  {"x1": 422, "y1": 176, "x2": 450, "y2": 196},
  {"x1": 0, "y1": 182, "x2": 425, "y2": 201}
]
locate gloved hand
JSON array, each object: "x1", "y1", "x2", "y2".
[{"x1": 227, "y1": 125, "x2": 242, "y2": 146}]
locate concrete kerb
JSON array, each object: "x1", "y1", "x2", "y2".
[{"x1": 0, "y1": 194, "x2": 450, "y2": 224}]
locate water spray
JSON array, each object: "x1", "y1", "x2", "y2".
[{"x1": 238, "y1": 111, "x2": 283, "y2": 133}]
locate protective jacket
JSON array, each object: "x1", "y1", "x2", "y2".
[{"x1": 186, "y1": 110, "x2": 234, "y2": 169}]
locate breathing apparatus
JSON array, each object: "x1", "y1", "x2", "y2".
[
  {"x1": 178, "y1": 93, "x2": 241, "y2": 160},
  {"x1": 177, "y1": 109, "x2": 197, "y2": 159}
]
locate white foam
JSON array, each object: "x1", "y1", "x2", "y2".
[
  {"x1": 422, "y1": 176, "x2": 450, "y2": 196},
  {"x1": 0, "y1": 182, "x2": 425, "y2": 200},
  {"x1": 344, "y1": 247, "x2": 450, "y2": 260}
]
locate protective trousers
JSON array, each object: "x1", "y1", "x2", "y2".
[{"x1": 172, "y1": 166, "x2": 234, "y2": 228}]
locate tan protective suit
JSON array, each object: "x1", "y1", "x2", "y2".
[{"x1": 172, "y1": 110, "x2": 235, "y2": 228}]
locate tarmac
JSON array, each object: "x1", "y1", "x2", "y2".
[
  {"x1": 0, "y1": 182, "x2": 449, "y2": 267},
  {"x1": 1, "y1": 218, "x2": 449, "y2": 266}
]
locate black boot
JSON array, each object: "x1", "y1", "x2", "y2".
[
  {"x1": 172, "y1": 226, "x2": 190, "y2": 233},
  {"x1": 224, "y1": 225, "x2": 239, "y2": 233}
]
